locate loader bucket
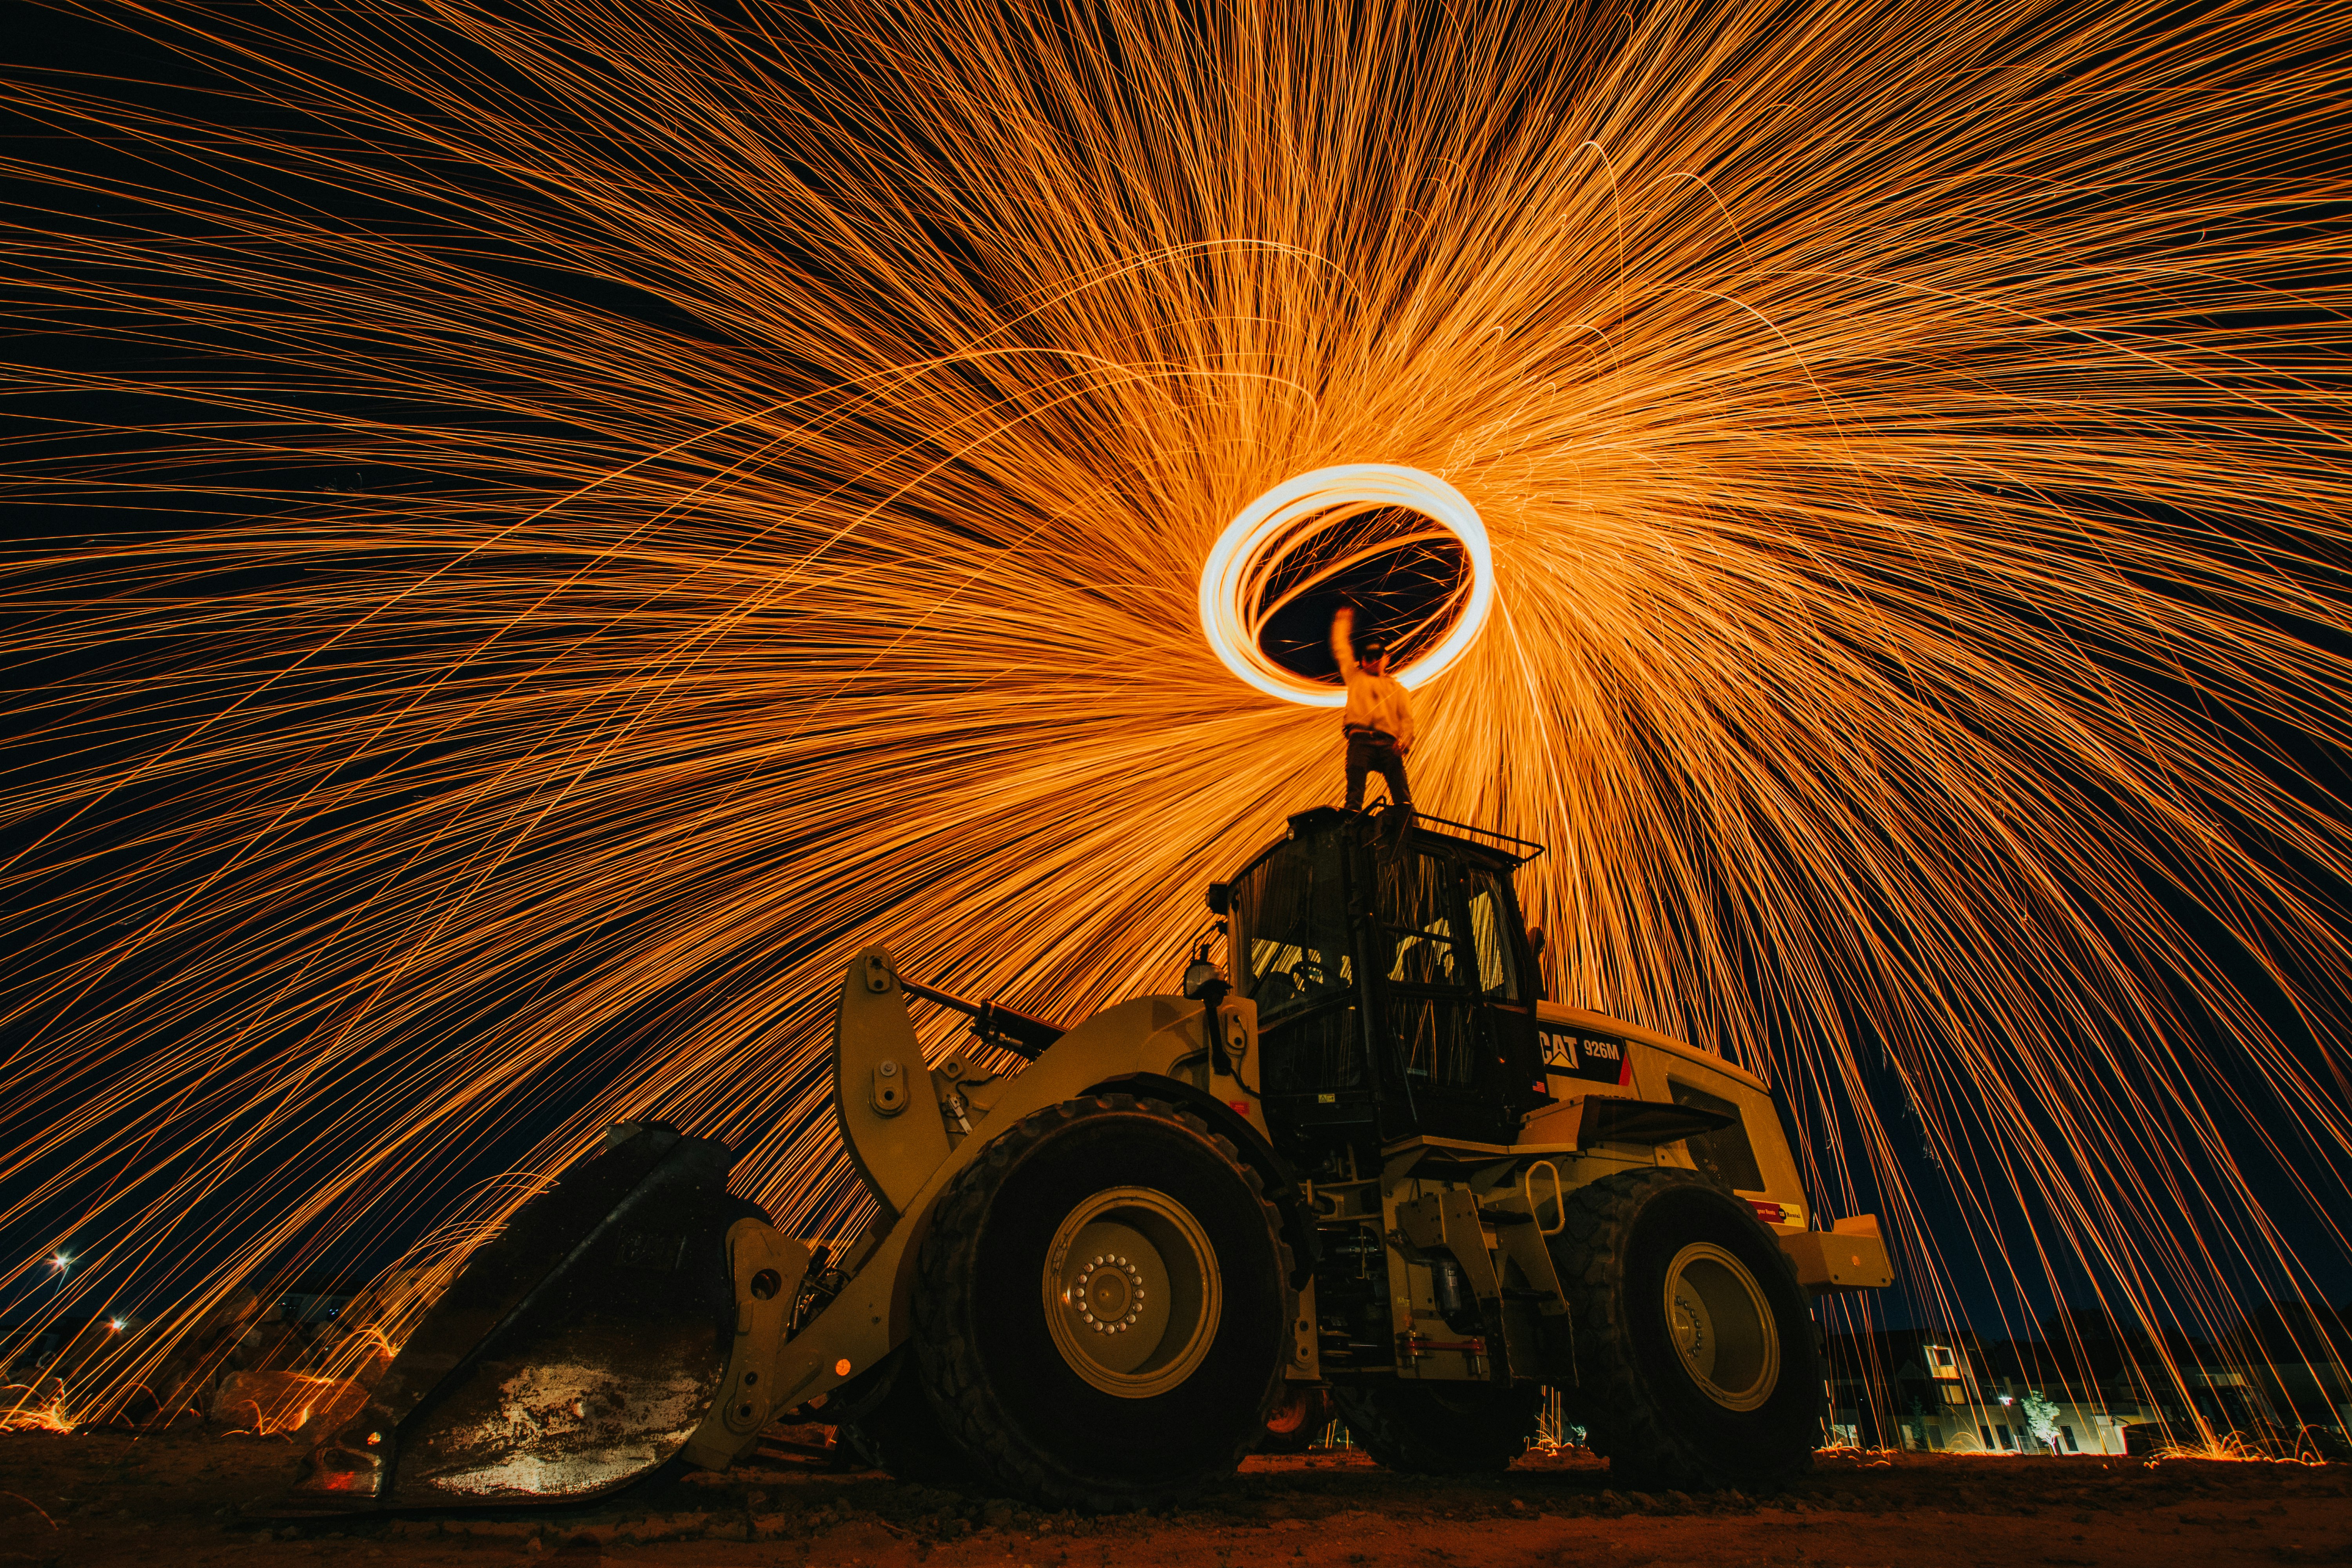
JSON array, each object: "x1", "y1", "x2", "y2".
[{"x1": 291, "y1": 1121, "x2": 744, "y2": 1508}]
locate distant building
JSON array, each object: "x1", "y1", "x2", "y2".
[
  {"x1": 275, "y1": 1279, "x2": 358, "y2": 1325},
  {"x1": 1825, "y1": 1328, "x2": 2149, "y2": 1454},
  {"x1": 1824, "y1": 1304, "x2": 2352, "y2": 1457}
]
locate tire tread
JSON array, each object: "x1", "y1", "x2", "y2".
[
  {"x1": 913, "y1": 1094, "x2": 1295, "y2": 1510},
  {"x1": 1551, "y1": 1166, "x2": 1818, "y2": 1492}
]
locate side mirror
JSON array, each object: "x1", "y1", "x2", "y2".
[
  {"x1": 1205, "y1": 881, "x2": 1231, "y2": 916},
  {"x1": 1182, "y1": 956, "x2": 1226, "y2": 1000}
]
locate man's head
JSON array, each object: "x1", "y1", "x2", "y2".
[{"x1": 1359, "y1": 634, "x2": 1389, "y2": 675}]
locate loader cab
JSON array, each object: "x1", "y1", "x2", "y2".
[{"x1": 1220, "y1": 806, "x2": 1550, "y2": 1151}]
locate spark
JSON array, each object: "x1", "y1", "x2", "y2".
[
  {"x1": 217, "y1": 1372, "x2": 359, "y2": 1437},
  {"x1": 0, "y1": 1386, "x2": 76, "y2": 1436}
]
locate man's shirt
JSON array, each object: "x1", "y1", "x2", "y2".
[{"x1": 1339, "y1": 665, "x2": 1414, "y2": 747}]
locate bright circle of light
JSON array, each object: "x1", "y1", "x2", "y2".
[{"x1": 1199, "y1": 464, "x2": 1493, "y2": 707}]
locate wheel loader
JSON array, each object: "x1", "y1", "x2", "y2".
[{"x1": 292, "y1": 804, "x2": 1891, "y2": 1512}]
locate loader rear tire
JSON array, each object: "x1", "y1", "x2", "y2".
[
  {"x1": 1551, "y1": 1167, "x2": 1820, "y2": 1492},
  {"x1": 1330, "y1": 1381, "x2": 1539, "y2": 1474},
  {"x1": 913, "y1": 1094, "x2": 1294, "y2": 1511}
]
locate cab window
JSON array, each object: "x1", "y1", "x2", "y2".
[
  {"x1": 1465, "y1": 872, "x2": 1521, "y2": 1000},
  {"x1": 1231, "y1": 836, "x2": 1352, "y2": 1020},
  {"x1": 1378, "y1": 851, "x2": 1468, "y2": 990}
]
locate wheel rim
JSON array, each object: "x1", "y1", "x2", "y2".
[
  {"x1": 1042, "y1": 1185, "x2": 1223, "y2": 1399},
  {"x1": 1661, "y1": 1241, "x2": 1779, "y2": 1412}
]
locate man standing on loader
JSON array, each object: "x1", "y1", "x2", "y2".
[{"x1": 1332, "y1": 603, "x2": 1414, "y2": 810}]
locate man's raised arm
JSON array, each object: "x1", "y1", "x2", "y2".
[{"x1": 1330, "y1": 605, "x2": 1359, "y2": 677}]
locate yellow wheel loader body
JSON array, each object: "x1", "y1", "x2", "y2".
[{"x1": 296, "y1": 804, "x2": 1892, "y2": 1511}]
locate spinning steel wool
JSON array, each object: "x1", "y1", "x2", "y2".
[{"x1": 1200, "y1": 464, "x2": 1493, "y2": 705}]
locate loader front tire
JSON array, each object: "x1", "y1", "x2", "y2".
[
  {"x1": 1552, "y1": 1167, "x2": 1820, "y2": 1492},
  {"x1": 1330, "y1": 1381, "x2": 1538, "y2": 1474},
  {"x1": 913, "y1": 1094, "x2": 1294, "y2": 1510}
]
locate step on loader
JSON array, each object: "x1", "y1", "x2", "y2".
[{"x1": 292, "y1": 805, "x2": 1891, "y2": 1512}]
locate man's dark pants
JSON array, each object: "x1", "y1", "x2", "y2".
[{"x1": 1345, "y1": 727, "x2": 1411, "y2": 810}]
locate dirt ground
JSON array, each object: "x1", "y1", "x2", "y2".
[{"x1": 3, "y1": 1429, "x2": 2349, "y2": 1568}]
